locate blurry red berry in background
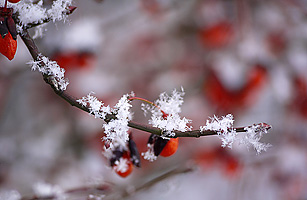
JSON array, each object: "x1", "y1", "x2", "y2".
[
  {"x1": 199, "y1": 21, "x2": 233, "y2": 49},
  {"x1": 52, "y1": 51, "x2": 95, "y2": 71},
  {"x1": 203, "y1": 64, "x2": 267, "y2": 112},
  {"x1": 0, "y1": 32, "x2": 16, "y2": 60},
  {"x1": 160, "y1": 138, "x2": 179, "y2": 157},
  {"x1": 194, "y1": 147, "x2": 241, "y2": 177},
  {"x1": 194, "y1": 148, "x2": 218, "y2": 170},
  {"x1": 223, "y1": 156, "x2": 241, "y2": 177},
  {"x1": 267, "y1": 31, "x2": 287, "y2": 56},
  {"x1": 140, "y1": 0, "x2": 162, "y2": 16},
  {"x1": 292, "y1": 76, "x2": 307, "y2": 118}
]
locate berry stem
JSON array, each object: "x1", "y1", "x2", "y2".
[
  {"x1": 128, "y1": 96, "x2": 168, "y2": 118},
  {"x1": 4, "y1": 0, "x2": 7, "y2": 8}
]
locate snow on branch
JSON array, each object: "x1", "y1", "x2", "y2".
[
  {"x1": 27, "y1": 54, "x2": 69, "y2": 91},
  {"x1": 241, "y1": 123, "x2": 272, "y2": 154},
  {"x1": 12, "y1": 0, "x2": 74, "y2": 35},
  {"x1": 145, "y1": 88, "x2": 192, "y2": 137},
  {"x1": 103, "y1": 93, "x2": 133, "y2": 145},
  {"x1": 201, "y1": 115, "x2": 271, "y2": 154},
  {"x1": 76, "y1": 92, "x2": 111, "y2": 119},
  {"x1": 21, "y1": 26, "x2": 272, "y2": 155},
  {"x1": 77, "y1": 93, "x2": 133, "y2": 147},
  {"x1": 201, "y1": 114, "x2": 237, "y2": 148}
]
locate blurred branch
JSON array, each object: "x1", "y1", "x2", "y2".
[
  {"x1": 20, "y1": 28, "x2": 271, "y2": 138},
  {"x1": 14, "y1": 6, "x2": 77, "y2": 30},
  {"x1": 117, "y1": 165, "x2": 194, "y2": 200},
  {"x1": 20, "y1": 184, "x2": 110, "y2": 200},
  {"x1": 20, "y1": 165, "x2": 193, "y2": 200}
]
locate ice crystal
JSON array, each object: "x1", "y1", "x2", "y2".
[
  {"x1": 47, "y1": 0, "x2": 73, "y2": 23},
  {"x1": 28, "y1": 54, "x2": 69, "y2": 91},
  {"x1": 142, "y1": 144, "x2": 157, "y2": 162},
  {"x1": 201, "y1": 114, "x2": 237, "y2": 148},
  {"x1": 12, "y1": 0, "x2": 72, "y2": 34},
  {"x1": 148, "y1": 88, "x2": 192, "y2": 137},
  {"x1": 102, "y1": 137, "x2": 128, "y2": 168},
  {"x1": 201, "y1": 115, "x2": 271, "y2": 154},
  {"x1": 78, "y1": 93, "x2": 132, "y2": 146},
  {"x1": 76, "y1": 92, "x2": 111, "y2": 119},
  {"x1": 114, "y1": 157, "x2": 129, "y2": 173},
  {"x1": 13, "y1": 0, "x2": 46, "y2": 28},
  {"x1": 241, "y1": 123, "x2": 272, "y2": 154},
  {"x1": 103, "y1": 94, "x2": 132, "y2": 144}
]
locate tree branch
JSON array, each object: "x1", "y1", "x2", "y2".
[
  {"x1": 20, "y1": 28, "x2": 271, "y2": 138},
  {"x1": 14, "y1": 6, "x2": 77, "y2": 30}
]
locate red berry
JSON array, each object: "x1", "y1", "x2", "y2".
[
  {"x1": 115, "y1": 161, "x2": 133, "y2": 178},
  {"x1": 199, "y1": 21, "x2": 233, "y2": 49},
  {"x1": 114, "y1": 152, "x2": 134, "y2": 178},
  {"x1": 7, "y1": 0, "x2": 21, "y2": 3},
  {"x1": 160, "y1": 138, "x2": 178, "y2": 157},
  {"x1": 0, "y1": 32, "x2": 17, "y2": 60}
]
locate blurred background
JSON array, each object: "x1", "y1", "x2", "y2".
[{"x1": 0, "y1": 0, "x2": 307, "y2": 199}]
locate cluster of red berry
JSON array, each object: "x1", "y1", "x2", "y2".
[{"x1": 109, "y1": 133, "x2": 179, "y2": 178}]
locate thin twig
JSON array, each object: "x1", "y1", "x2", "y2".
[{"x1": 20, "y1": 28, "x2": 271, "y2": 138}]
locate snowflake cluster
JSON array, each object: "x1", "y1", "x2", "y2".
[
  {"x1": 11, "y1": 0, "x2": 72, "y2": 36},
  {"x1": 201, "y1": 114, "x2": 237, "y2": 148},
  {"x1": 78, "y1": 88, "x2": 271, "y2": 158},
  {"x1": 201, "y1": 114, "x2": 271, "y2": 153},
  {"x1": 77, "y1": 93, "x2": 132, "y2": 147},
  {"x1": 113, "y1": 157, "x2": 129, "y2": 173},
  {"x1": 28, "y1": 54, "x2": 69, "y2": 91},
  {"x1": 141, "y1": 144, "x2": 157, "y2": 162},
  {"x1": 76, "y1": 92, "x2": 111, "y2": 119},
  {"x1": 145, "y1": 88, "x2": 192, "y2": 137},
  {"x1": 103, "y1": 94, "x2": 132, "y2": 145},
  {"x1": 241, "y1": 123, "x2": 272, "y2": 154}
]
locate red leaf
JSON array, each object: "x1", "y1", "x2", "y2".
[{"x1": 0, "y1": 32, "x2": 17, "y2": 60}]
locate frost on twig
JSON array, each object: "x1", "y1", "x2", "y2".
[
  {"x1": 77, "y1": 93, "x2": 133, "y2": 146},
  {"x1": 145, "y1": 88, "x2": 192, "y2": 137},
  {"x1": 142, "y1": 144, "x2": 157, "y2": 162},
  {"x1": 76, "y1": 92, "x2": 111, "y2": 119},
  {"x1": 28, "y1": 54, "x2": 69, "y2": 91},
  {"x1": 103, "y1": 94, "x2": 133, "y2": 144},
  {"x1": 201, "y1": 114, "x2": 237, "y2": 148},
  {"x1": 241, "y1": 123, "x2": 272, "y2": 154},
  {"x1": 113, "y1": 157, "x2": 129, "y2": 173},
  {"x1": 11, "y1": 0, "x2": 74, "y2": 36},
  {"x1": 201, "y1": 114, "x2": 271, "y2": 154}
]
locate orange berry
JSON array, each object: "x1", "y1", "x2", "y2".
[
  {"x1": 115, "y1": 161, "x2": 133, "y2": 178},
  {"x1": 0, "y1": 32, "x2": 17, "y2": 60},
  {"x1": 160, "y1": 138, "x2": 178, "y2": 157},
  {"x1": 7, "y1": 0, "x2": 21, "y2": 3},
  {"x1": 115, "y1": 162, "x2": 133, "y2": 178},
  {"x1": 114, "y1": 152, "x2": 134, "y2": 178},
  {"x1": 199, "y1": 21, "x2": 233, "y2": 49}
]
